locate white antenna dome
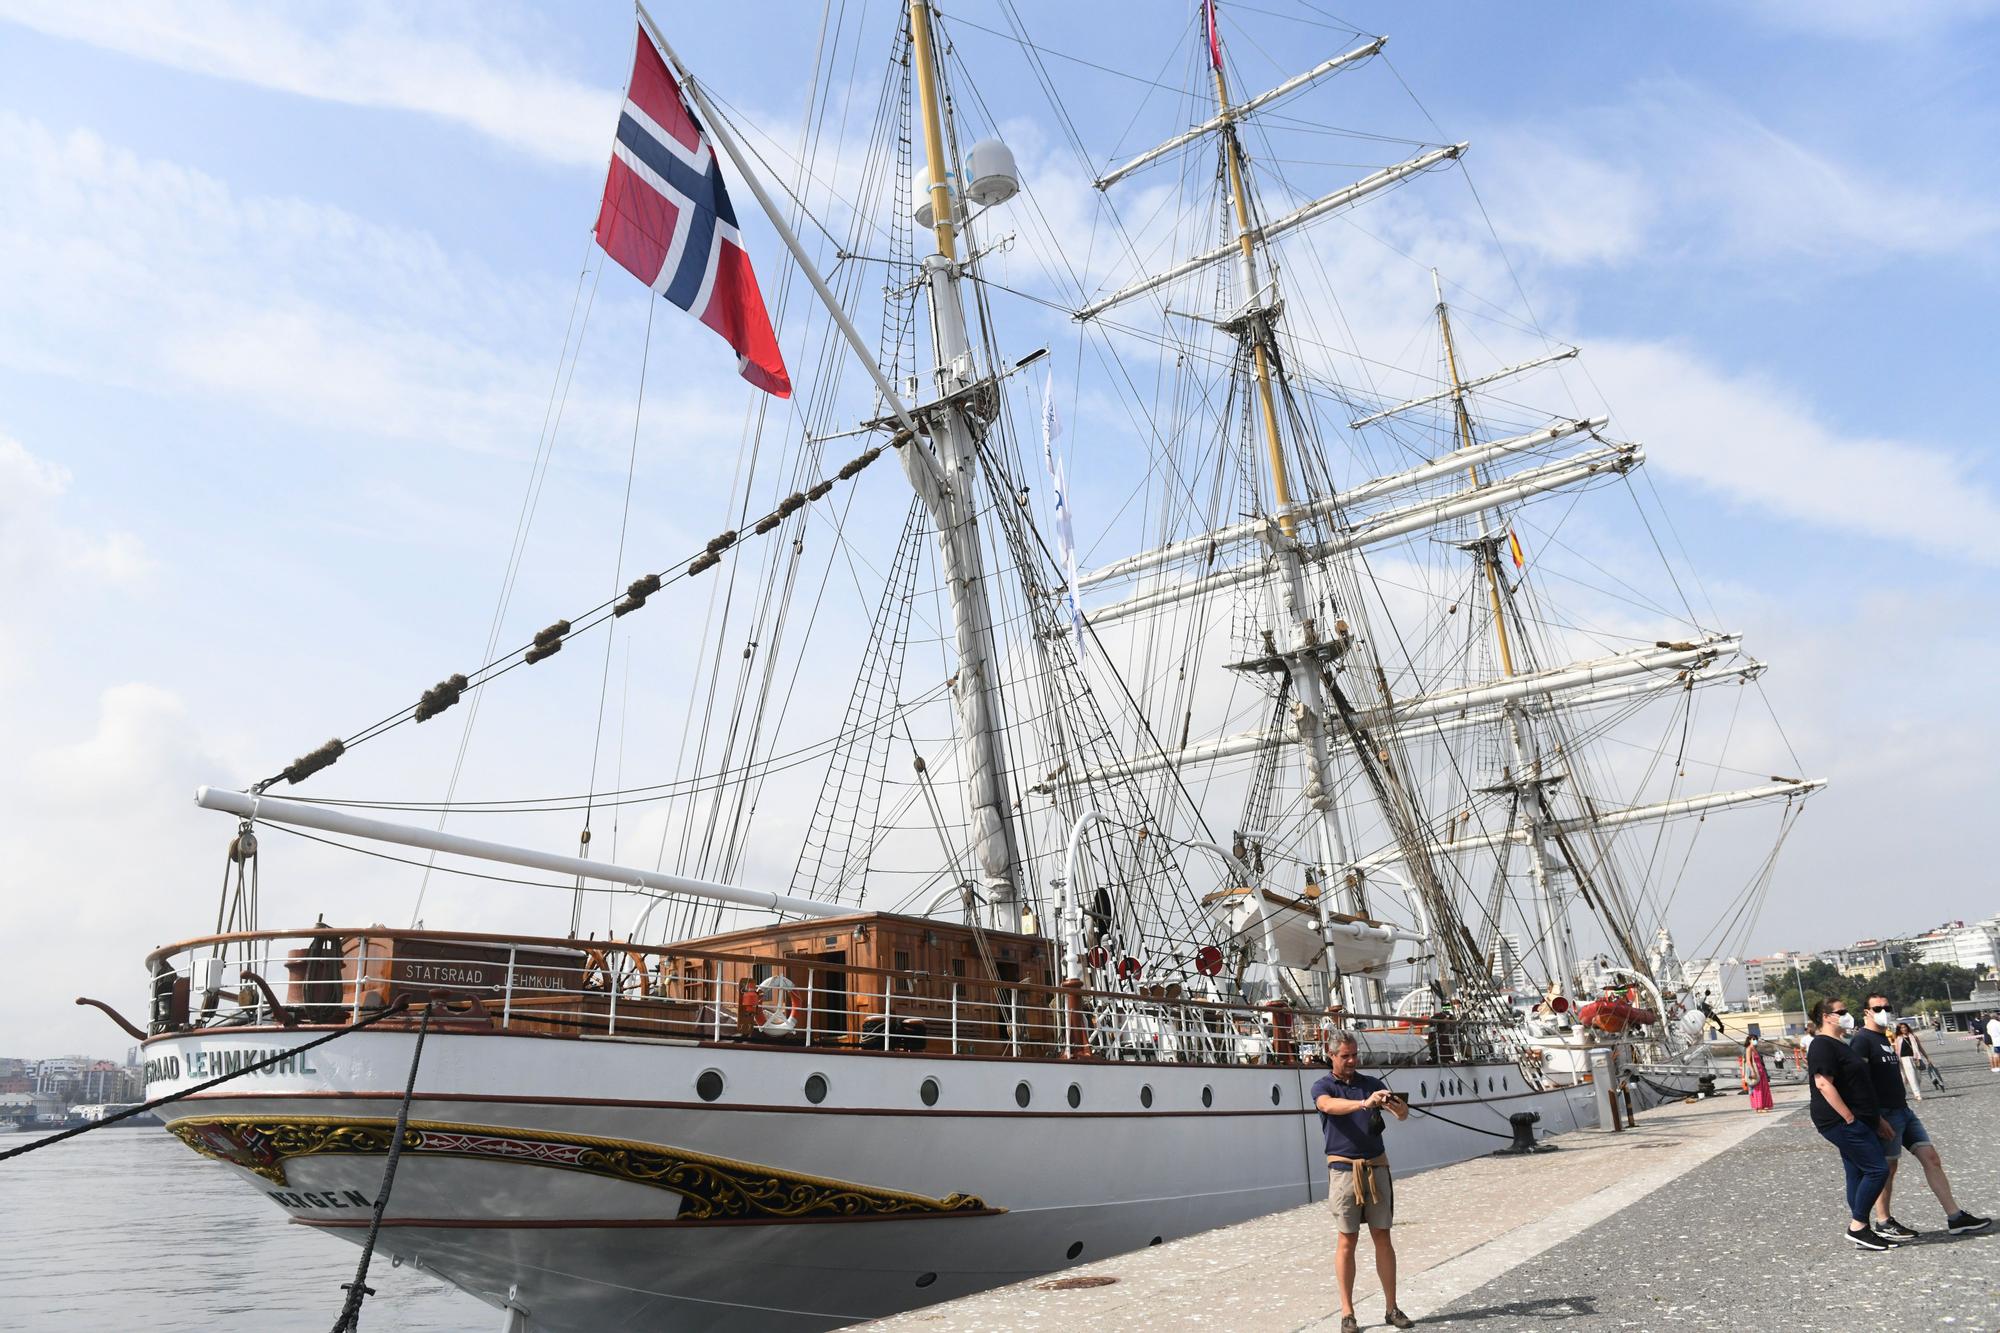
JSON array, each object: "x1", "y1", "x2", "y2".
[
  {"x1": 912, "y1": 171, "x2": 961, "y2": 229},
  {"x1": 963, "y1": 138, "x2": 1020, "y2": 207}
]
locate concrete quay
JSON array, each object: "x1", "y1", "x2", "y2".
[{"x1": 868, "y1": 1039, "x2": 2000, "y2": 1331}]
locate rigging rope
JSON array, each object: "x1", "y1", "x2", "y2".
[
  {"x1": 252, "y1": 431, "x2": 909, "y2": 796},
  {"x1": 0, "y1": 997, "x2": 419, "y2": 1166}
]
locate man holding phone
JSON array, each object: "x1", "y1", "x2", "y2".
[{"x1": 1313, "y1": 1029, "x2": 1415, "y2": 1332}]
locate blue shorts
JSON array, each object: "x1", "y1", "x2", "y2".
[{"x1": 1882, "y1": 1107, "x2": 1932, "y2": 1160}]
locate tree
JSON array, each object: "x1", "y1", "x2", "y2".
[{"x1": 1861, "y1": 962, "x2": 1979, "y2": 1012}]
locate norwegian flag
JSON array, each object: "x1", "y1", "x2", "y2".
[{"x1": 594, "y1": 27, "x2": 791, "y2": 398}]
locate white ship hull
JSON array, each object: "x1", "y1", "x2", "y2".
[{"x1": 146, "y1": 1027, "x2": 1596, "y2": 1330}]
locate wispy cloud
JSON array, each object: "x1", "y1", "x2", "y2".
[
  {"x1": 1589, "y1": 337, "x2": 2000, "y2": 566},
  {"x1": 0, "y1": 434, "x2": 151, "y2": 588},
  {"x1": 0, "y1": 111, "x2": 756, "y2": 460},
  {"x1": 1731, "y1": 0, "x2": 1999, "y2": 43},
  {"x1": 1483, "y1": 80, "x2": 2000, "y2": 268},
  {"x1": 0, "y1": 0, "x2": 615, "y2": 166}
]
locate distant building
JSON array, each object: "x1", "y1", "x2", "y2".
[
  {"x1": 1911, "y1": 921, "x2": 2000, "y2": 973},
  {"x1": 1488, "y1": 932, "x2": 1530, "y2": 993},
  {"x1": 30, "y1": 1056, "x2": 140, "y2": 1106},
  {"x1": 1684, "y1": 957, "x2": 1751, "y2": 1010},
  {"x1": 1820, "y1": 938, "x2": 1911, "y2": 977},
  {"x1": 1950, "y1": 974, "x2": 2000, "y2": 1032}
]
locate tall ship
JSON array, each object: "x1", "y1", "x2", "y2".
[{"x1": 132, "y1": 4, "x2": 1821, "y2": 1328}]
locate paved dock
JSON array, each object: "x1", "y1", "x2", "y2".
[{"x1": 870, "y1": 1039, "x2": 2000, "y2": 1331}]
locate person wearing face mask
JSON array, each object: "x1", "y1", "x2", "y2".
[
  {"x1": 1851, "y1": 994, "x2": 1988, "y2": 1240},
  {"x1": 1807, "y1": 997, "x2": 1897, "y2": 1249}
]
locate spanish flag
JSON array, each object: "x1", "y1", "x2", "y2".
[{"x1": 1507, "y1": 529, "x2": 1526, "y2": 570}]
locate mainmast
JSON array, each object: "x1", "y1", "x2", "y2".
[
  {"x1": 904, "y1": 0, "x2": 1025, "y2": 930},
  {"x1": 1433, "y1": 273, "x2": 1578, "y2": 997},
  {"x1": 1203, "y1": 11, "x2": 1364, "y2": 1002}
]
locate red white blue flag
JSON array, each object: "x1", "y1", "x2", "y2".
[{"x1": 594, "y1": 27, "x2": 791, "y2": 398}]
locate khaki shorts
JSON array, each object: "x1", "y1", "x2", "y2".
[{"x1": 1328, "y1": 1160, "x2": 1393, "y2": 1234}]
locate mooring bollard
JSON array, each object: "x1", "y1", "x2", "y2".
[{"x1": 1490, "y1": 1110, "x2": 1551, "y2": 1156}]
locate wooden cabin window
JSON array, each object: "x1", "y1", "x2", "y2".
[
  {"x1": 893, "y1": 949, "x2": 914, "y2": 994},
  {"x1": 951, "y1": 958, "x2": 965, "y2": 978},
  {"x1": 752, "y1": 962, "x2": 772, "y2": 983}
]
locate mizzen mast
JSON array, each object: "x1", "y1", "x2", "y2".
[{"x1": 1433, "y1": 273, "x2": 1576, "y2": 995}]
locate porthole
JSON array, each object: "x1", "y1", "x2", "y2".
[
  {"x1": 804, "y1": 1073, "x2": 828, "y2": 1105},
  {"x1": 1202, "y1": 1085, "x2": 1214, "y2": 1108},
  {"x1": 1066, "y1": 1241, "x2": 1084, "y2": 1260},
  {"x1": 1420, "y1": 1081, "x2": 1428, "y2": 1098},
  {"x1": 1149, "y1": 1236, "x2": 1164, "y2": 1247},
  {"x1": 1270, "y1": 1084, "x2": 1282, "y2": 1106},
  {"x1": 1140, "y1": 1085, "x2": 1154, "y2": 1109},
  {"x1": 920, "y1": 1076, "x2": 940, "y2": 1107},
  {"x1": 1504, "y1": 1075, "x2": 1510, "y2": 1091},
  {"x1": 1067, "y1": 1083, "x2": 1082, "y2": 1109},
  {"x1": 1488, "y1": 1077, "x2": 1496, "y2": 1093},
  {"x1": 695, "y1": 1069, "x2": 725, "y2": 1102},
  {"x1": 1015, "y1": 1081, "x2": 1032, "y2": 1108},
  {"x1": 915, "y1": 1272, "x2": 937, "y2": 1288}
]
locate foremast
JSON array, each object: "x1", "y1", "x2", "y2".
[{"x1": 902, "y1": 0, "x2": 1024, "y2": 930}]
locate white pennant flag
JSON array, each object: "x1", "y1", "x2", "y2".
[{"x1": 1042, "y1": 373, "x2": 1085, "y2": 658}]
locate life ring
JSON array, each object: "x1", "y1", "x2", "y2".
[
  {"x1": 1194, "y1": 945, "x2": 1224, "y2": 977},
  {"x1": 738, "y1": 975, "x2": 799, "y2": 1038},
  {"x1": 1116, "y1": 956, "x2": 1143, "y2": 982}
]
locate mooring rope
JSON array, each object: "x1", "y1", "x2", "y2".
[{"x1": 330, "y1": 1003, "x2": 434, "y2": 1332}]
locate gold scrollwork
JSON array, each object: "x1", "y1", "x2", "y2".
[{"x1": 167, "y1": 1116, "x2": 994, "y2": 1220}]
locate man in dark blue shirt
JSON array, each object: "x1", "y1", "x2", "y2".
[
  {"x1": 1850, "y1": 991, "x2": 1988, "y2": 1239},
  {"x1": 1806, "y1": 997, "x2": 1896, "y2": 1249},
  {"x1": 1311, "y1": 1029, "x2": 1413, "y2": 1332}
]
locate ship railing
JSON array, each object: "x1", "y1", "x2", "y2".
[{"x1": 143, "y1": 928, "x2": 1491, "y2": 1068}]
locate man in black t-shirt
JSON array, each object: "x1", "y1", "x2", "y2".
[
  {"x1": 1311, "y1": 1030, "x2": 1414, "y2": 1332},
  {"x1": 1806, "y1": 997, "x2": 1897, "y2": 1249},
  {"x1": 1850, "y1": 992, "x2": 1989, "y2": 1239}
]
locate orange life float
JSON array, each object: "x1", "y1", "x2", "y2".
[{"x1": 1577, "y1": 995, "x2": 1659, "y2": 1033}]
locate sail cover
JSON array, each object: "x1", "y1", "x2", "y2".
[{"x1": 595, "y1": 27, "x2": 791, "y2": 398}]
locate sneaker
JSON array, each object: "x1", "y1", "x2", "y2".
[
  {"x1": 1949, "y1": 1211, "x2": 1992, "y2": 1234},
  {"x1": 1340, "y1": 1317, "x2": 1361, "y2": 1333},
  {"x1": 1848, "y1": 1226, "x2": 1896, "y2": 1250},
  {"x1": 1873, "y1": 1217, "x2": 1919, "y2": 1240},
  {"x1": 1387, "y1": 1310, "x2": 1417, "y2": 1330}
]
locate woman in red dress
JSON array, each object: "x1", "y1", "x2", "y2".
[{"x1": 1741, "y1": 1036, "x2": 1775, "y2": 1112}]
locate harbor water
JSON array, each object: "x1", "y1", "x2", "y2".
[{"x1": 0, "y1": 1126, "x2": 483, "y2": 1331}]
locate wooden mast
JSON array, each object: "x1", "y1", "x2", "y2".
[
  {"x1": 1435, "y1": 277, "x2": 1520, "y2": 679},
  {"x1": 1208, "y1": 33, "x2": 1299, "y2": 536}
]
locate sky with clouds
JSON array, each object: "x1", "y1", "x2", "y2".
[{"x1": 1, "y1": 1, "x2": 1996, "y2": 1057}]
